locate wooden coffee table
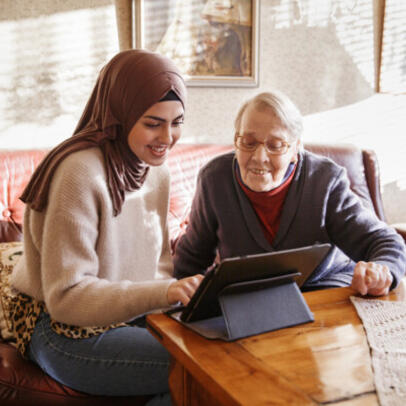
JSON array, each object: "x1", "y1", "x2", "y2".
[{"x1": 147, "y1": 280, "x2": 406, "y2": 406}]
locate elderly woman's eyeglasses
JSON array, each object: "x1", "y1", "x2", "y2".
[{"x1": 235, "y1": 134, "x2": 292, "y2": 155}]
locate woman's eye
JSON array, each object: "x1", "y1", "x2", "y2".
[
  {"x1": 144, "y1": 122, "x2": 159, "y2": 128},
  {"x1": 172, "y1": 121, "x2": 184, "y2": 127},
  {"x1": 267, "y1": 140, "x2": 283, "y2": 149},
  {"x1": 242, "y1": 137, "x2": 257, "y2": 146}
]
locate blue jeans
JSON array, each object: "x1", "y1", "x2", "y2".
[{"x1": 28, "y1": 312, "x2": 171, "y2": 406}]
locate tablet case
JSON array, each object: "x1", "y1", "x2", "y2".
[
  {"x1": 167, "y1": 272, "x2": 314, "y2": 341},
  {"x1": 178, "y1": 243, "x2": 332, "y2": 324}
]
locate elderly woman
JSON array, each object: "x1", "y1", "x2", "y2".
[{"x1": 174, "y1": 91, "x2": 406, "y2": 296}]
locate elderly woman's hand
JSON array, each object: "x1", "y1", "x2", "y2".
[
  {"x1": 167, "y1": 274, "x2": 204, "y2": 305},
  {"x1": 351, "y1": 261, "x2": 393, "y2": 296}
]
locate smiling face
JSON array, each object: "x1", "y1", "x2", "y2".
[
  {"x1": 235, "y1": 104, "x2": 299, "y2": 192},
  {"x1": 127, "y1": 100, "x2": 184, "y2": 166}
]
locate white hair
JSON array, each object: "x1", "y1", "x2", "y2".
[{"x1": 234, "y1": 91, "x2": 303, "y2": 142}]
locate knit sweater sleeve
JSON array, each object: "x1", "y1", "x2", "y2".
[
  {"x1": 26, "y1": 150, "x2": 173, "y2": 326},
  {"x1": 326, "y1": 167, "x2": 406, "y2": 288}
]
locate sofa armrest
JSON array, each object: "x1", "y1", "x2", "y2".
[
  {"x1": 0, "y1": 221, "x2": 22, "y2": 243},
  {"x1": 392, "y1": 223, "x2": 406, "y2": 243}
]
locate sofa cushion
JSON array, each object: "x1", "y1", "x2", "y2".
[
  {"x1": 167, "y1": 144, "x2": 233, "y2": 250},
  {"x1": 0, "y1": 242, "x2": 23, "y2": 341},
  {"x1": 305, "y1": 143, "x2": 382, "y2": 220},
  {"x1": 0, "y1": 150, "x2": 49, "y2": 242}
]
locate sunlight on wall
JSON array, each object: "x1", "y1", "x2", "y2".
[
  {"x1": 269, "y1": 0, "x2": 375, "y2": 89},
  {"x1": 303, "y1": 94, "x2": 406, "y2": 184},
  {"x1": 0, "y1": 4, "x2": 119, "y2": 149}
]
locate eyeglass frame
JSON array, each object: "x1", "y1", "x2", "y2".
[{"x1": 234, "y1": 134, "x2": 293, "y2": 155}]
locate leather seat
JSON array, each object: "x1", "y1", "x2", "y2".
[{"x1": 0, "y1": 342, "x2": 152, "y2": 405}]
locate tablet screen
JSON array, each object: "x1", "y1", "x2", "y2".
[{"x1": 180, "y1": 243, "x2": 332, "y2": 323}]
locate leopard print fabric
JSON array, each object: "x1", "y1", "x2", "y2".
[
  {"x1": 1, "y1": 242, "x2": 127, "y2": 358},
  {"x1": 10, "y1": 293, "x2": 128, "y2": 356},
  {"x1": 10, "y1": 292, "x2": 127, "y2": 357},
  {"x1": 9, "y1": 293, "x2": 45, "y2": 356}
]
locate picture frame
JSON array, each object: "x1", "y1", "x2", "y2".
[{"x1": 133, "y1": 0, "x2": 259, "y2": 87}]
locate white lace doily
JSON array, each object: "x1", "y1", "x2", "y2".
[{"x1": 350, "y1": 296, "x2": 406, "y2": 406}]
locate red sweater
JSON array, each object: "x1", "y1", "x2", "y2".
[{"x1": 237, "y1": 164, "x2": 296, "y2": 244}]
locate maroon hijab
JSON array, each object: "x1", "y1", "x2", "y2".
[{"x1": 20, "y1": 49, "x2": 187, "y2": 215}]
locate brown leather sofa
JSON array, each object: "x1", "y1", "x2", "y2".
[{"x1": 0, "y1": 143, "x2": 405, "y2": 405}]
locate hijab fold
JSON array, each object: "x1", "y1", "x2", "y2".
[{"x1": 21, "y1": 49, "x2": 187, "y2": 215}]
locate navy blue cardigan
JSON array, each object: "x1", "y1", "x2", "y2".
[{"x1": 174, "y1": 151, "x2": 406, "y2": 289}]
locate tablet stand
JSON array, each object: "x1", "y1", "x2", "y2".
[
  {"x1": 218, "y1": 272, "x2": 314, "y2": 340},
  {"x1": 168, "y1": 272, "x2": 314, "y2": 341}
]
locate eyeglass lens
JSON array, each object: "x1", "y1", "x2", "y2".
[{"x1": 237, "y1": 135, "x2": 288, "y2": 154}]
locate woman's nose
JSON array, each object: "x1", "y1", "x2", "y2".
[
  {"x1": 252, "y1": 143, "x2": 269, "y2": 161},
  {"x1": 160, "y1": 125, "x2": 173, "y2": 144}
]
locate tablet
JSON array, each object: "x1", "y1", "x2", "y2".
[{"x1": 178, "y1": 243, "x2": 332, "y2": 323}]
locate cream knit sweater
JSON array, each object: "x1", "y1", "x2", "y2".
[{"x1": 12, "y1": 148, "x2": 175, "y2": 327}]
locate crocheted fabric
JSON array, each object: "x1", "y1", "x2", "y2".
[{"x1": 350, "y1": 296, "x2": 406, "y2": 406}]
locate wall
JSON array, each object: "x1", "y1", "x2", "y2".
[{"x1": 0, "y1": 0, "x2": 386, "y2": 147}]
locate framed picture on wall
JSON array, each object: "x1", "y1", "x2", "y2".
[{"x1": 133, "y1": 0, "x2": 259, "y2": 87}]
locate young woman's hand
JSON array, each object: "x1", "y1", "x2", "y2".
[
  {"x1": 351, "y1": 261, "x2": 393, "y2": 296},
  {"x1": 167, "y1": 274, "x2": 204, "y2": 305}
]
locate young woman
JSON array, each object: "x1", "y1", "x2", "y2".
[{"x1": 11, "y1": 49, "x2": 203, "y2": 405}]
